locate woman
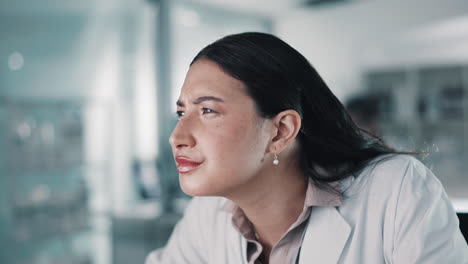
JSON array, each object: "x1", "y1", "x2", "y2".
[{"x1": 146, "y1": 32, "x2": 468, "y2": 263}]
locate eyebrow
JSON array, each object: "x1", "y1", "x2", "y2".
[{"x1": 176, "y1": 96, "x2": 225, "y2": 106}]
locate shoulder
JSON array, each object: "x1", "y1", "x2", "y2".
[
  {"x1": 173, "y1": 196, "x2": 232, "y2": 245},
  {"x1": 144, "y1": 196, "x2": 233, "y2": 263},
  {"x1": 365, "y1": 154, "x2": 423, "y2": 178},
  {"x1": 343, "y1": 154, "x2": 441, "y2": 201},
  {"x1": 370, "y1": 154, "x2": 440, "y2": 190}
]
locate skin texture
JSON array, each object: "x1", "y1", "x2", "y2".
[
  {"x1": 170, "y1": 59, "x2": 272, "y2": 197},
  {"x1": 169, "y1": 59, "x2": 307, "y2": 259}
]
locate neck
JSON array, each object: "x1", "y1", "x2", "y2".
[{"x1": 225, "y1": 155, "x2": 308, "y2": 254}]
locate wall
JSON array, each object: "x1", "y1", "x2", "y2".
[{"x1": 275, "y1": 0, "x2": 468, "y2": 100}]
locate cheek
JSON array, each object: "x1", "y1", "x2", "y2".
[
  {"x1": 180, "y1": 115, "x2": 269, "y2": 196},
  {"x1": 205, "y1": 118, "x2": 266, "y2": 172}
]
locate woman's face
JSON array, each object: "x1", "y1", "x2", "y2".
[{"x1": 169, "y1": 59, "x2": 273, "y2": 197}]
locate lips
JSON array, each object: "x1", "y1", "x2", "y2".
[{"x1": 175, "y1": 156, "x2": 203, "y2": 173}]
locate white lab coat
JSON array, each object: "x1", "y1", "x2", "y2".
[{"x1": 145, "y1": 155, "x2": 468, "y2": 263}]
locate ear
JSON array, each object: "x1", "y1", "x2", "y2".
[{"x1": 269, "y1": 110, "x2": 302, "y2": 154}]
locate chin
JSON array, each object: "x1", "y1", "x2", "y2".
[
  {"x1": 179, "y1": 176, "x2": 220, "y2": 197},
  {"x1": 180, "y1": 176, "x2": 239, "y2": 197}
]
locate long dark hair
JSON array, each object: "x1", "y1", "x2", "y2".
[{"x1": 191, "y1": 32, "x2": 408, "y2": 192}]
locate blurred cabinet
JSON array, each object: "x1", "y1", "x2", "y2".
[
  {"x1": 364, "y1": 65, "x2": 468, "y2": 198},
  {"x1": 111, "y1": 212, "x2": 181, "y2": 264},
  {"x1": 0, "y1": 97, "x2": 112, "y2": 264}
]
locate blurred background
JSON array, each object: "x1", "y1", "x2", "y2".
[{"x1": 0, "y1": 0, "x2": 467, "y2": 263}]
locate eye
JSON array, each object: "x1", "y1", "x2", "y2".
[
  {"x1": 201, "y1": 108, "x2": 216, "y2": 115},
  {"x1": 175, "y1": 111, "x2": 184, "y2": 119}
]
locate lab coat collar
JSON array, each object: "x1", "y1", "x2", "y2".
[{"x1": 298, "y1": 206, "x2": 351, "y2": 264}]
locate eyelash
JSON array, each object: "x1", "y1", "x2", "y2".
[
  {"x1": 202, "y1": 108, "x2": 216, "y2": 114},
  {"x1": 175, "y1": 111, "x2": 184, "y2": 118},
  {"x1": 175, "y1": 108, "x2": 217, "y2": 119}
]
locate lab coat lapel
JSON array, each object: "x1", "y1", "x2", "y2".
[{"x1": 298, "y1": 206, "x2": 351, "y2": 264}]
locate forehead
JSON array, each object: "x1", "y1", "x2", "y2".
[{"x1": 180, "y1": 59, "x2": 249, "y2": 101}]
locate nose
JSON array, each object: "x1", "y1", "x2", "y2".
[{"x1": 169, "y1": 119, "x2": 196, "y2": 150}]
